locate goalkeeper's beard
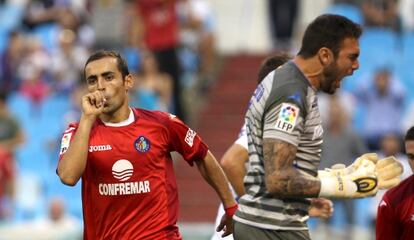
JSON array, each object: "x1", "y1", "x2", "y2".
[{"x1": 321, "y1": 62, "x2": 340, "y2": 94}]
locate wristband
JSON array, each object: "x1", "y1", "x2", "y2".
[
  {"x1": 224, "y1": 204, "x2": 238, "y2": 217},
  {"x1": 318, "y1": 174, "x2": 339, "y2": 197}
]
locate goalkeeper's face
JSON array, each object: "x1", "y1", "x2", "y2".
[
  {"x1": 321, "y1": 37, "x2": 360, "y2": 94},
  {"x1": 405, "y1": 140, "x2": 414, "y2": 173}
]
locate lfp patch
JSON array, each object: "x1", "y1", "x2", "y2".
[
  {"x1": 275, "y1": 103, "x2": 299, "y2": 133},
  {"x1": 60, "y1": 132, "x2": 72, "y2": 155},
  {"x1": 134, "y1": 136, "x2": 151, "y2": 153}
]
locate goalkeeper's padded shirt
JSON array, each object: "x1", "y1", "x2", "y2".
[
  {"x1": 376, "y1": 174, "x2": 414, "y2": 240},
  {"x1": 58, "y1": 108, "x2": 208, "y2": 240},
  {"x1": 234, "y1": 61, "x2": 323, "y2": 230}
]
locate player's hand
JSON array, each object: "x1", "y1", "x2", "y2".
[
  {"x1": 309, "y1": 198, "x2": 333, "y2": 219},
  {"x1": 318, "y1": 158, "x2": 378, "y2": 199},
  {"x1": 320, "y1": 153, "x2": 403, "y2": 191},
  {"x1": 81, "y1": 91, "x2": 106, "y2": 119},
  {"x1": 328, "y1": 153, "x2": 379, "y2": 176},
  {"x1": 376, "y1": 156, "x2": 403, "y2": 189},
  {"x1": 216, "y1": 213, "x2": 233, "y2": 237}
]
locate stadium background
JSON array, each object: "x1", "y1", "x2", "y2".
[{"x1": 0, "y1": 0, "x2": 413, "y2": 239}]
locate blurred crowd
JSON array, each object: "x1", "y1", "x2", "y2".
[{"x1": 0, "y1": 0, "x2": 413, "y2": 239}]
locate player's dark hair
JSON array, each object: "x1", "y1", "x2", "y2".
[
  {"x1": 257, "y1": 53, "x2": 291, "y2": 83},
  {"x1": 405, "y1": 126, "x2": 414, "y2": 141},
  {"x1": 298, "y1": 14, "x2": 362, "y2": 59},
  {"x1": 84, "y1": 50, "x2": 130, "y2": 78}
]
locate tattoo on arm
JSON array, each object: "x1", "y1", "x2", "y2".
[{"x1": 263, "y1": 139, "x2": 321, "y2": 198}]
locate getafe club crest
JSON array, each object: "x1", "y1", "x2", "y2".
[{"x1": 134, "y1": 136, "x2": 151, "y2": 153}]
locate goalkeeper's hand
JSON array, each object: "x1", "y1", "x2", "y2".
[
  {"x1": 320, "y1": 153, "x2": 403, "y2": 190},
  {"x1": 375, "y1": 156, "x2": 403, "y2": 189},
  {"x1": 318, "y1": 158, "x2": 378, "y2": 199},
  {"x1": 327, "y1": 153, "x2": 379, "y2": 176}
]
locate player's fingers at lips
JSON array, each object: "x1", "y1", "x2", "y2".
[
  {"x1": 87, "y1": 94, "x2": 97, "y2": 106},
  {"x1": 92, "y1": 92, "x2": 105, "y2": 107}
]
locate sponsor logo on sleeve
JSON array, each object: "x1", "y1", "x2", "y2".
[
  {"x1": 185, "y1": 129, "x2": 196, "y2": 147},
  {"x1": 253, "y1": 84, "x2": 264, "y2": 102},
  {"x1": 59, "y1": 132, "x2": 72, "y2": 154},
  {"x1": 275, "y1": 103, "x2": 299, "y2": 133},
  {"x1": 134, "y1": 136, "x2": 151, "y2": 153},
  {"x1": 287, "y1": 92, "x2": 302, "y2": 104}
]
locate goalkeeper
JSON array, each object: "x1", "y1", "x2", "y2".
[{"x1": 233, "y1": 14, "x2": 404, "y2": 240}]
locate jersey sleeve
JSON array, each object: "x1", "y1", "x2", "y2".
[
  {"x1": 234, "y1": 122, "x2": 247, "y2": 150},
  {"x1": 167, "y1": 115, "x2": 208, "y2": 166},
  {"x1": 376, "y1": 194, "x2": 401, "y2": 240},
  {"x1": 262, "y1": 82, "x2": 307, "y2": 146},
  {"x1": 58, "y1": 123, "x2": 78, "y2": 161}
]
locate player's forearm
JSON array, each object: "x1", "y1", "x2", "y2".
[
  {"x1": 263, "y1": 138, "x2": 321, "y2": 198},
  {"x1": 266, "y1": 168, "x2": 321, "y2": 198},
  {"x1": 220, "y1": 144, "x2": 248, "y2": 197},
  {"x1": 58, "y1": 115, "x2": 94, "y2": 186},
  {"x1": 222, "y1": 162, "x2": 245, "y2": 197},
  {"x1": 196, "y1": 151, "x2": 237, "y2": 208}
]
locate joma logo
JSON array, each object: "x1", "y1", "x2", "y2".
[{"x1": 89, "y1": 145, "x2": 112, "y2": 152}]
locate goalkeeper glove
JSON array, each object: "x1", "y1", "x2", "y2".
[
  {"x1": 321, "y1": 154, "x2": 403, "y2": 190},
  {"x1": 375, "y1": 156, "x2": 403, "y2": 190},
  {"x1": 327, "y1": 153, "x2": 379, "y2": 176},
  {"x1": 318, "y1": 158, "x2": 378, "y2": 199}
]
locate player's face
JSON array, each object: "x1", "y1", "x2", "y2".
[
  {"x1": 321, "y1": 38, "x2": 360, "y2": 94},
  {"x1": 85, "y1": 57, "x2": 133, "y2": 114},
  {"x1": 405, "y1": 140, "x2": 414, "y2": 173}
]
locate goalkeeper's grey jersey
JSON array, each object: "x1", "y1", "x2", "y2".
[{"x1": 233, "y1": 61, "x2": 323, "y2": 230}]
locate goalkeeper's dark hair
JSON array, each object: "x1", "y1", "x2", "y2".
[
  {"x1": 257, "y1": 52, "x2": 291, "y2": 84},
  {"x1": 84, "y1": 50, "x2": 130, "y2": 79},
  {"x1": 405, "y1": 126, "x2": 414, "y2": 141},
  {"x1": 298, "y1": 14, "x2": 362, "y2": 59}
]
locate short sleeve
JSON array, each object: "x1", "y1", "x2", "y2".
[
  {"x1": 167, "y1": 115, "x2": 208, "y2": 166},
  {"x1": 262, "y1": 82, "x2": 307, "y2": 146},
  {"x1": 58, "y1": 123, "x2": 78, "y2": 160},
  {"x1": 234, "y1": 122, "x2": 247, "y2": 150}
]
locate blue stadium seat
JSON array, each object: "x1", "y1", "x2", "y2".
[
  {"x1": 359, "y1": 28, "x2": 399, "y2": 72},
  {"x1": 0, "y1": 3, "x2": 24, "y2": 33},
  {"x1": 402, "y1": 31, "x2": 414, "y2": 61},
  {"x1": 394, "y1": 62, "x2": 414, "y2": 102},
  {"x1": 12, "y1": 171, "x2": 46, "y2": 222},
  {"x1": 325, "y1": 3, "x2": 364, "y2": 25},
  {"x1": 45, "y1": 172, "x2": 83, "y2": 219},
  {"x1": 7, "y1": 93, "x2": 32, "y2": 123},
  {"x1": 124, "y1": 47, "x2": 142, "y2": 73},
  {"x1": 32, "y1": 23, "x2": 60, "y2": 52}
]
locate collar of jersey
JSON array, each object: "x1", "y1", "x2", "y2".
[
  {"x1": 289, "y1": 60, "x2": 317, "y2": 91},
  {"x1": 101, "y1": 108, "x2": 135, "y2": 127}
]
